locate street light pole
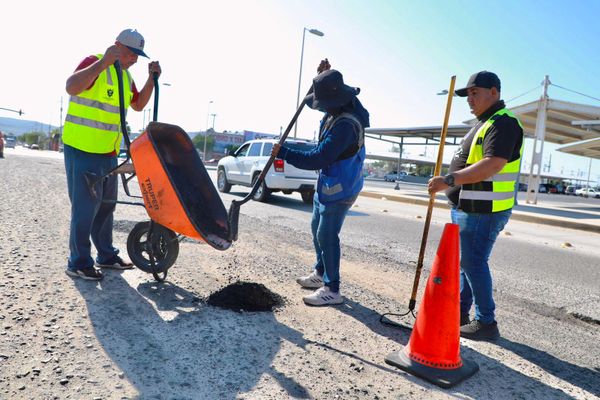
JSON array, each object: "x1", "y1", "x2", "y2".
[
  {"x1": 294, "y1": 27, "x2": 324, "y2": 139},
  {"x1": 204, "y1": 100, "x2": 213, "y2": 161}
]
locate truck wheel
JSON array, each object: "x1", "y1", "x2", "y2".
[
  {"x1": 251, "y1": 175, "x2": 271, "y2": 202},
  {"x1": 217, "y1": 168, "x2": 231, "y2": 193},
  {"x1": 301, "y1": 190, "x2": 315, "y2": 204}
]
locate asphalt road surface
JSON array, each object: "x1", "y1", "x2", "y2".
[{"x1": 1, "y1": 149, "x2": 598, "y2": 399}]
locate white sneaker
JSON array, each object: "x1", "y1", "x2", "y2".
[
  {"x1": 296, "y1": 271, "x2": 324, "y2": 288},
  {"x1": 303, "y1": 287, "x2": 343, "y2": 306}
]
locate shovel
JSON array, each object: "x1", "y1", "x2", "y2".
[{"x1": 227, "y1": 93, "x2": 310, "y2": 242}]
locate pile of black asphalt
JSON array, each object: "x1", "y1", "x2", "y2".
[{"x1": 206, "y1": 281, "x2": 284, "y2": 312}]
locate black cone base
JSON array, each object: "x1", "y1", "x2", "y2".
[{"x1": 385, "y1": 347, "x2": 479, "y2": 389}]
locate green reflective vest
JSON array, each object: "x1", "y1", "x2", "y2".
[
  {"x1": 459, "y1": 108, "x2": 523, "y2": 213},
  {"x1": 62, "y1": 54, "x2": 133, "y2": 154}
]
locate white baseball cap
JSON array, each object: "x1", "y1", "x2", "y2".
[{"x1": 116, "y1": 29, "x2": 148, "y2": 58}]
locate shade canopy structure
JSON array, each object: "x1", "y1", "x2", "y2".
[
  {"x1": 557, "y1": 136, "x2": 600, "y2": 160},
  {"x1": 464, "y1": 99, "x2": 600, "y2": 144},
  {"x1": 509, "y1": 99, "x2": 600, "y2": 144},
  {"x1": 365, "y1": 125, "x2": 471, "y2": 141}
]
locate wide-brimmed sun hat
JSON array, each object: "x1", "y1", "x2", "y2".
[{"x1": 305, "y1": 69, "x2": 360, "y2": 110}]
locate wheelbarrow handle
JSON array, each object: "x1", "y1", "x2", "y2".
[{"x1": 113, "y1": 60, "x2": 131, "y2": 149}]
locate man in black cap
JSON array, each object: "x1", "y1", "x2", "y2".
[
  {"x1": 272, "y1": 59, "x2": 370, "y2": 306},
  {"x1": 428, "y1": 71, "x2": 523, "y2": 340}
]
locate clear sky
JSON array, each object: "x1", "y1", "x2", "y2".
[{"x1": 2, "y1": 0, "x2": 600, "y2": 182}]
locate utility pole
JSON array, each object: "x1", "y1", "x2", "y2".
[
  {"x1": 204, "y1": 101, "x2": 213, "y2": 161},
  {"x1": 211, "y1": 113, "x2": 217, "y2": 130},
  {"x1": 59, "y1": 97, "x2": 63, "y2": 136}
]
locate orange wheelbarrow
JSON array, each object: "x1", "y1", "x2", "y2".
[
  {"x1": 88, "y1": 61, "x2": 308, "y2": 281},
  {"x1": 86, "y1": 62, "x2": 233, "y2": 282}
]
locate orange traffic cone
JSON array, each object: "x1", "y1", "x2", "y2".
[{"x1": 385, "y1": 223, "x2": 479, "y2": 388}]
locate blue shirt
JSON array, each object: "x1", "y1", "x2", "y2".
[{"x1": 277, "y1": 119, "x2": 358, "y2": 170}]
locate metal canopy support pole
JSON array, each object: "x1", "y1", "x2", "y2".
[
  {"x1": 526, "y1": 75, "x2": 550, "y2": 204},
  {"x1": 394, "y1": 137, "x2": 404, "y2": 190},
  {"x1": 585, "y1": 157, "x2": 593, "y2": 194}
]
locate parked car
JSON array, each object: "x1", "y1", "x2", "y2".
[
  {"x1": 3, "y1": 136, "x2": 16, "y2": 149},
  {"x1": 383, "y1": 171, "x2": 406, "y2": 182},
  {"x1": 575, "y1": 187, "x2": 599, "y2": 198},
  {"x1": 538, "y1": 184, "x2": 547, "y2": 193},
  {"x1": 565, "y1": 185, "x2": 578, "y2": 195},
  {"x1": 30, "y1": 144, "x2": 40, "y2": 150},
  {"x1": 217, "y1": 138, "x2": 318, "y2": 203},
  {"x1": 384, "y1": 172, "x2": 398, "y2": 182}
]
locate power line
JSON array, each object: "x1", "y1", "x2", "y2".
[
  {"x1": 550, "y1": 83, "x2": 600, "y2": 103},
  {"x1": 505, "y1": 84, "x2": 542, "y2": 104}
]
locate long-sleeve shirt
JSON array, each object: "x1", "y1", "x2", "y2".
[{"x1": 277, "y1": 119, "x2": 358, "y2": 171}]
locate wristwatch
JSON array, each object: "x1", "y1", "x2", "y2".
[{"x1": 443, "y1": 173, "x2": 456, "y2": 187}]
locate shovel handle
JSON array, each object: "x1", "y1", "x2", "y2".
[
  {"x1": 409, "y1": 75, "x2": 457, "y2": 310},
  {"x1": 152, "y1": 72, "x2": 159, "y2": 122},
  {"x1": 237, "y1": 90, "x2": 310, "y2": 206}
]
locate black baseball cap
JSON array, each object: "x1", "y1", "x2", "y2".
[{"x1": 455, "y1": 71, "x2": 501, "y2": 97}]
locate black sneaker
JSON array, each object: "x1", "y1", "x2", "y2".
[
  {"x1": 96, "y1": 256, "x2": 134, "y2": 270},
  {"x1": 460, "y1": 319, "x2": 500, "y2": 341},
  {"x1": 460, "y1": 314, "x2": 471, "y2": 326},
  {"x1": 66, "y1": 267, "x2": 104, "y2": 281}
]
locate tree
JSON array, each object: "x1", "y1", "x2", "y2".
[
  {"x1": 21, "y1": 131, "x2": 49, "y2": 148},
  {"x1": 191, "y1": 133, "x2": 215, "y2": 153},
  {"x1": 224, "y1": 144, "x2": 241, "y2": 155},
  {"x1": 390, "y1": 144, "x2": 406, "y2": 155}
]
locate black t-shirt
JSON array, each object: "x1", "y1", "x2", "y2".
[{"x1": 446, "y1": 100, "x2": 523, "y2": 207}]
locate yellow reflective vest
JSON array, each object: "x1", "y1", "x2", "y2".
[
  {"x1": 459, "y1": 108, "x2": 523, "y2": 213},
  {"x1": 62, "y1": 54, "x2": 133, "y2": 154}
]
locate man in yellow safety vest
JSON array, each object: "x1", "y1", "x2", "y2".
[
  {"x1": 428, "y1": 71, "x2": 523, "y2": 341},
  {"x1": 63, "y1": 29, "x2": 161, "y2": 280}
]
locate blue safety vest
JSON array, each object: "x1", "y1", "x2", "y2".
[{"x1": 317, "y1": 113, "x2": 365, "y2": 204}]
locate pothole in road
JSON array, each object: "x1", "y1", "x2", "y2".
[{"x1": 206, "y1": 281, "x2": 284, "y2": 312}]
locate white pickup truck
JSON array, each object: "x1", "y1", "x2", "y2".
[{"x1": 217, "y1": 139, "x2": 318, "y2": 203}]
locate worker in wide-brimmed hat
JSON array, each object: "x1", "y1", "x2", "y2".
[
  {"x1": 272, "y1": 59, "x2": 370, "y2": 306},
  {"x1": 62, "y1": 29, "x2": 162, "y2": 281}
]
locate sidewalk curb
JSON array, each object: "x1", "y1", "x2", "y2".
[{"x1": 359, "y1": 190, "x2": 600, "y2": 234}]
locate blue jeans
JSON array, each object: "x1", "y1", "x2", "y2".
[
  {"x1": 311, "y1": 194, "x2": 357, "y2": 293},
  {"x1": 64, "y1": 145, "x2": 120, "y2": 270},
  {"x1": 451, "y1": 208, "x2": 512, "y2": 324}
]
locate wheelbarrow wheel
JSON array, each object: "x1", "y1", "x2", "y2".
[{"x1": 127, "y1": 221, "x2": 179, "y2": 277}]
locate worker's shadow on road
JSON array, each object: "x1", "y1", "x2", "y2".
[
  {"x1": 496, "y1": 337, "x2": 600, "y2": 397},
  {"x1": 73, "y1": 272, "x2": 311, "y2": 399},
  {"x1": 333, "y1": 298, "x2": 574, "y2": 398}
]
